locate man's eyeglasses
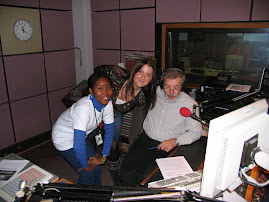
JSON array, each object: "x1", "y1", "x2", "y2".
[{"x1": 163, "y1": 86, "x2": 181, "y2": 92}]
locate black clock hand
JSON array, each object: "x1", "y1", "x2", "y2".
[{"x1": 24, "y1": 30, "x2": 31, "y2": 35}]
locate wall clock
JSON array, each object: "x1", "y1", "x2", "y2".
[
  {"x1": 13, "y1": 20, "x2": 33, "y2": 41},
  {"x1": 0, "y1": 6, "x2": 42, "y2": 55}
]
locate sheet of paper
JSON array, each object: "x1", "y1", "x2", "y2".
[
  {"x1": 156, "y1": 156, "x2": 193, "y2": 179},
  {"x1": 226, "y1": 84, "x2": 251, "y2": 92},
  {"x1": 218, "y1": 190, "x2": 247, "y2": 202},
  {"x1": 0, "y1": 159, "x2": 29, "y2": 185}
]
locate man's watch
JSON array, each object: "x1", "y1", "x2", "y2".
[{"x1": 103, "y1": 155, "x2": 107, "y2": 158}]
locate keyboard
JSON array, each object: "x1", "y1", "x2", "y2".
[
  {"x1": 0, "y1": 165, "x2": 53, "y2": 201},
  {"x1": 148, "y1": 170, "x2": 202, "y2": 192}
]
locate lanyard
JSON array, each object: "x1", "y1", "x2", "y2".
[{"x1": 93, "y1": 105, "x2": 103, "y2": 128}]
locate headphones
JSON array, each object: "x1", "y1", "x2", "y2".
[{"x1": 159, "y1": 68, "x2": 186, "y2": 91}]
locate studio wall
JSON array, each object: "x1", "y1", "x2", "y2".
[
  {"x1": 91, "y1": 0, "x2": 269, "y2": 68},
  {"x1": 0, "y1": 0, "x2": 76, "y2": 151}
]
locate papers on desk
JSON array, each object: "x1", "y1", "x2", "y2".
[
  {"x1": 219, "y1": 190, "x2": 247, "y2": 202},
  {"x1": 226, "y1": 84, "x2": 251, "y2": 92},
  {"x1": 156, "y1": 156, "x2": 193, "y2": 180},
  {"x1": 0, "y1": 159, "x2": 29, "y2": 185}
]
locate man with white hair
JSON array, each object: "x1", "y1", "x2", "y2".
[{"x1": 120, "y1": 68, "x2": 202, "y2": 187}]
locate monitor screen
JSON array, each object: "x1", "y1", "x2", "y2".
[
  {"x1": 259, "y1": 65, "x2": 269, "y2": 94},
  {"x1": 200, "y1": 99, "x2": 269, "y2": 198},
  {"x1": 225, "y1": 55, "x2": 243, "y2": 72}
]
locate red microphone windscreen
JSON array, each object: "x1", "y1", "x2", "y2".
[{"x1": 180, "y1": 107, "x2": 191, "y2": 117}]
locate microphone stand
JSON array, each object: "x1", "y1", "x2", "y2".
[
  {"x1": 192, "y1": 104, "x2": 209, "y2": 128},
  {"x1": 190, "y1": 113, "x2": 209, "y2": 127},
  {"x1": 199, "y1": 116, "x2": 209, "y2": 127}
]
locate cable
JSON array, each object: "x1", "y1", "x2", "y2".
[
  {"x1": 239, "y1": 164, "x2": 269, "y2": 187},
  {"x1": 198, "y1": 103, "x2": 209, "y2": 132}
]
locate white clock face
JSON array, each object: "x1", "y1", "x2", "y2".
[{"x1": 13, "y1": 20, "x2": 33, "y2": 41}]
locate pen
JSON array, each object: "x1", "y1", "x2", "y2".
[{"x1": 148, "y1": 146, "x2": 158, "y2": 149}]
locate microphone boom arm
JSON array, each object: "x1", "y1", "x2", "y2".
[{"x1": 190, "y1": 113, "x2": 209, "y2": 127}]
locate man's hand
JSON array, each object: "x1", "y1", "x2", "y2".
[{"x1": 158, "y1": 138, "x2": 177, "y2": 152}]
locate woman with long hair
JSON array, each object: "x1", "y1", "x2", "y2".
[{"x1": 95, "y1": 58, "x2": 158, "y2": 185}]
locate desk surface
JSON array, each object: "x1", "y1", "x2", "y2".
[
  {"x1": 140, "y1": 136, "x2": 208, "y2": 187},
  {"x1": 0, "y1": 153, "x2": 59, "y2": 181},
  {"x1": 0, "y1": 153, "x2": 59, "y2": 202}
]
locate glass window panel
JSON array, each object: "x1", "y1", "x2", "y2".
[{"x1": 166, "y1": 28, "x2": 269, "y2": 90}]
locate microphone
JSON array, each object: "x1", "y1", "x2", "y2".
[
  {"x1": 180, "y1": 107, "x2": 209, "y2": 126},
  {"x1": 180, "y1": 107, "x2": 191, "y2": 117},
  {"x1": 180, "y1": 107, "x2": 200, "y2": 121}
]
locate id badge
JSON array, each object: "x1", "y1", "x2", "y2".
[{"x1": 95, "y1": 133, "x2": 103, "y2": 146}]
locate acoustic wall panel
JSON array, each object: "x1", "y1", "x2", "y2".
[
  {"x1": 120, "y1": 0, "x2": 155, "y2": 9},
  {"x1": 0, "y1": 58, "x2": 8, "y2": 104},
  {"x1": 4, "y1": 54, "x2": 46, "y2": 101},
  {"x1": 0, "y1": 0, "x2": 39, "y2": 7},
  {"x1": 0, "y1": 3, "x2": 76, "y2": 151},
  {"x1": 11, "y1": 94, "x2": 50, "y2": 143},
  {"x1": 92, "y1": 11, "x2": 120, "y2": 49},
  {"x1": 45, "y1": 50, "x2": 76, "y2": 91},
  {"x1": 91, "y1": 0, "x2": 119, "y2": 11},
  {"x1": 121, "y1": 8, "x2": 155, "y2": 51},
  {"x1": 156, "y1": 0, "x2": 200, "y2": 23},
  {"x1": 93, "y1": 50, "x2": 121, "y2": 68},
  {"x1": 252, "y1": 0, "x2": 269, "y2": 21},
  {"x1": 40, "y1": 0, "x2": 72, "y2": 10},
  {"x1": 201, "y1": 0, "x2": 252, "y2": 22},
  {"x1": 48, "y1": 87, "x2": 72, "y2": 125},
  {"x1": 41, "y1": 10, "x2": 74, "y2": 51},
  {"x1": 0, "y1": 104, "x2": 15, "y2": 150}
]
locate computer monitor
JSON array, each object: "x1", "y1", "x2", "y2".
[
  {"x1": 200, "y1": 99, "x2": 269, "y2": 198},
  {"x1": 225, "y1": 55, "x2": 243, "y2": 73}
]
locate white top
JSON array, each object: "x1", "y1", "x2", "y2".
[
  {"x1": 143, "y1": 86, "x2": 202, "y2": 145},
  {"x1": 52, "y1": 95, "x2": 114, "y2": 151}
]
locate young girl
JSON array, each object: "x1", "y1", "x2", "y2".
[
  {"x1": 95, "y1": 58, "x2": 158, "y2": 184},
  {"x1": 52, "y1": 73, "x2": 114, "y2": 185}
]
